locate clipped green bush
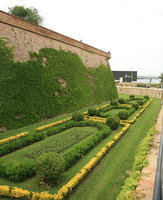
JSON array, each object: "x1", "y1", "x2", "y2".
[
  {"x1": 88, "y1": 107, "x2": 97, "y2": 116},
  {"x1": 106, "y1": 115, "x2": 120, "y2": 130},
  {"x1": 144, "y1": 95, "x2": 149, "y2": 99},
  {"x1": 118, "y1": 110, "x2": 129, "y2": 120},
  {"x1": 129, "y1": 95, "x2": 135, "y2": 99},
  {"x1": 72, "y1": 112, "x2": 84, "y2": 121},
  {"x1": 110, "y1": 99, "x2": 118, "y2": 106},
  {"x1": 0, "y1": 161, "x2": 35, "y2": 182},
  {"x1": 36, "y1": 152, "x2": 65, "y2": 185},
  {"x1": 132, "y1": 102, "x2": 139, "y2": 110},
  {"x1": 118, "y1": 98, "x2": 125, "y2": 104},
  {"x1": 137, "y1": 100, "x2": 144, "y2": 105}
]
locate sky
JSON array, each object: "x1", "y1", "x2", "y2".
[{"x1": 1, "y1": 0, "x2": 163, "y2": 76}]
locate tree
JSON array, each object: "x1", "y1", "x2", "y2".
[
  {"x1": 8, "y1": 6, "x2": 43, "y2": 25},
  {"x1": 159, "y1": 72, "x2": 163, "y2": 83}
]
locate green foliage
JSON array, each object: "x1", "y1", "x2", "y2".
[
  {"x1": 137, "y1": 100, "x2": 144, "y2": 105},
  {"x1": 87, "y1": 65, "x2": 118, "y2": 104},
  {"x1": 136, "y1": 83, "x2": 148, "y2": 88},
  {"x1": 118, "y1": 110, "x2": 129, "y2": 120},
  {"x1": 0, "y1": 132, "x2": 45, "y2": 156},
  {"x1": 0, "y1": 161, "x2": 35, "y2": 182},
  {"x1": 129, "y1": 95, "x2": 135, "y2": 99},
  {"x1": 131, "y1": 102, "x2": 139, "y2": 110},
  {"x1": 36, "y1": 152, "x2": 65, "y2": 185},
  {"x1": 8, "y1": 6, "x2": 43, "y2": 25},
  {"x1": 118, "y1": 98, "x2": 125, "y2": 104},
  {"x1": 106, "y1": 116, "x2": 120, "y2": 130},
  {"x1": 63, "y1": 125, "x2": 110, "y2": 169},
  {"x1": 72, "y1": 112, "x2": 84, "y2": 122},
  {"x1": 0, "y1": 41, "x2": 117, "y2": 130},
  {"x1": 110, "y1": 99, "x2": 118, "y2": 105},
  {"x1": 88, "y1": 107, "x2": 97, "y2": 116},
  {"x1": 144, "y1": 95, "x2": 149, "y2": 99}
]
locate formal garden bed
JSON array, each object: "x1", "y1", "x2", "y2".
[{"x1": 0, "y1": 94, "x2": 161, "y2": 200}]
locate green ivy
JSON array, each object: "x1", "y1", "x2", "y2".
[{"x1": 0, "y1": 39, "x2": 117, "y2": 129}]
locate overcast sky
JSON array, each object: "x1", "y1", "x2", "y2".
[{"x1": 1, "y1": 0, "x2": 163, "y2": 76}]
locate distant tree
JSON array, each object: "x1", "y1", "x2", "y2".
[
  {"x1": 8, "y1": 6, "x2": 43, "y2": 25},
  {"x1": 159, "y1": 72, "x2": 163, "y2": 83}
]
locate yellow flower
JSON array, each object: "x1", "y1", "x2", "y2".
[
  {"x1": 0, "y1": 185, "x2": 9, "y2": 196},
  {"x1": 10, "y1": 187, "x2": 30, "y2": 199},
  {"x1": 0, "y1": 132, "x2": 28, "y2": 145}
]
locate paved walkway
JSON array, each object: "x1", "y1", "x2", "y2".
[{"x1": 135, "y1": 105, "x2": 163, "y2": 199}]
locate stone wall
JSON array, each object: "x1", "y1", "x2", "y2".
[
  {"x1": 117, "y1": 86, "x2": 163, "y2": 99},
  {"x1": 0, "y1": 10, "x2": 110, "y2": 68}
]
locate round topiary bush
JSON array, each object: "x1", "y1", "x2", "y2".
[
  {"x1": 106, "y1": 115, "x2": 120, "y2": 130},
  {"x1": 132, "y1": 102, "x2": 139, "y2": 110},
  {"x1": 144, "y1": 95, "x2": 149, "y2": 99},
  {"x1": 118, "y1": 110, "x2": 129, "y2": 120},
  {"x1": 110, "y1": 99, "x2": 118, "y2": 106},
  {"x1": 118, "y1": 98, "x2": 125, "y2": 104},
  {"x1": 137, "y1": 100, "x2": 144, "y2": 105},
  {"x1": 129, "y1": 95, "x2": 135, "y2": 99},
  {"x1": 72, "y1": 112, "x2": 84, "y2": 121},
  {"x1": 88, "y1": 107, "x2": 97, "y2": 116},
  {"x1": 36, "y1": 152, "x2": 65, "y2": 185}
]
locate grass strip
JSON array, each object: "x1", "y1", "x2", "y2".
[{"x1": 116, "y1": 126, "x2": 156, "y2": 200}]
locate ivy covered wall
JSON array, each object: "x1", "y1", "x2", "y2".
[{"x1": 0, "y1": 39, "x2": 117, "y2": 130}]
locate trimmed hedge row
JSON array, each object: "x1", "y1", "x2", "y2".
[
  {"x1": 0, "y1": 131, "x2": 45, "y2": 156},
  {"x1": 62, "y1": 125, "x2": 111, "y2": 169},
  {"x1": 99, "y1": 106, "x2": 135, "y2": 119}
]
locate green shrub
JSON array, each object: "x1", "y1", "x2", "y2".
[
  {"x1": 0, "y1": 131, "x2": 45, "y2": 156},
  {"x1": 0, "y1": 161, "x2": 35, "y2": 182},
  {"x1": 136, "y1": 83, "x2": 146, "y2": 87},
  {"x1": 72, "y1": 112, "x2": 84, "y2": 121},
  {"x1": 144, "y1": 95, "x2": 149, "y2": 99},
  {"x1": 129, "y1": 95, "x2": 135, "y2": 99},
  {"x1": 110, "y1": 99, "x2": 118, "y2": 106},
  {"x1": 36, "y1": 152, "x2": 65, "y2": 185},
  {"x1": 132, "y1": 102, "x2": 139, "y2": 110},
  {"x1": 88, "y1": 107, "x2": 97, "y2": 116},
  {"x1": 118, "y1": 110, "x2": 129, "y2": 120},
  {"x1": 137, "y1": 100, "x2": 144, "y2": 105},
  {"x1": 118, "y1": 98, "x2": 125, "y2": 104},
  {"x1": 106, "y1": 115, "x2": 120, "y2": 130}
]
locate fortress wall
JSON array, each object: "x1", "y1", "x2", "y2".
[{"x1": 0, "y1": 10, "x2": 110, "y2": 68}]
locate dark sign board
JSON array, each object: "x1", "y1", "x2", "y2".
[{"x1": 112, "y1": 71, "x2": 137, "y2": 82}]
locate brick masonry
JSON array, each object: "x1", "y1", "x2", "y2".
[{"x1": 0, "y1": 10, "x2": 111, "y2": 68}]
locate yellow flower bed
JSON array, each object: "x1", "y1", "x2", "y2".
[
  {"x1": 120, "y1": 104, "x2": 132, "y2": 107},
  {"x1": 36, "y1": 117, "x2": 72, "y2": 132},
  {"x1": 84, "y1": 116, "x2": 106, "y2": 123},
  {"x1": 0, "y1": 132, "x2": 28, "y2": 145}
]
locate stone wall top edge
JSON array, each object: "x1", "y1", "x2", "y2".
[
  {"x1": 117, "y1": 86, "x2": 162, "y2": 91},
  {"x1": 0, "y1": 10, "x2": 110, "y2": 58}
]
